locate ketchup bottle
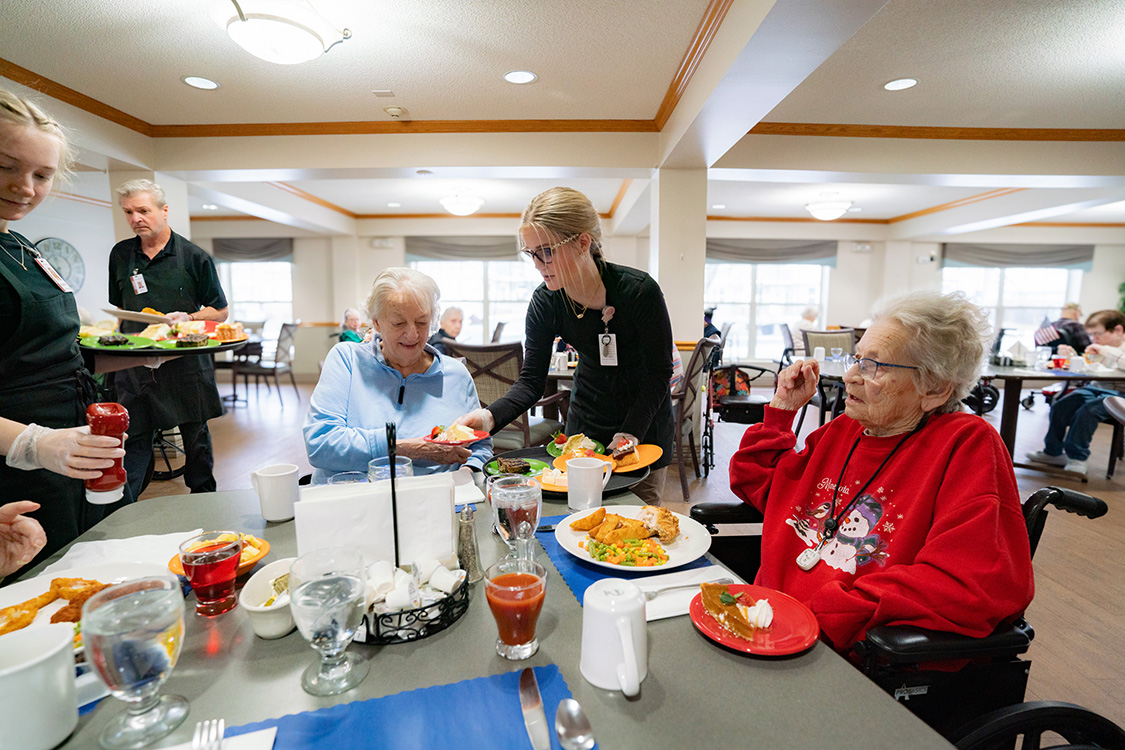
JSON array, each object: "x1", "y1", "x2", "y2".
[{"x1": 85, "y1": 403, "x2": 129, "y2": 504}]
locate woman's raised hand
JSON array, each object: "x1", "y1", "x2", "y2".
[
  {"x1": 0, "y1": 501, "x2": 47, "y2": 577},
  {"x1": 453, "y1": 408, "x2": 495, "y2": 433},
  {"x1": 770, "y1": 360, "x2": 820, "y2": 412}
]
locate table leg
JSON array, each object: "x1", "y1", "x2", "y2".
[
  {"x1": 542, "y1": 377, "x2": 560, "y2": 421},
  {"x1": 998, "y1": 377, "x2": 1023, "y2": 456}
]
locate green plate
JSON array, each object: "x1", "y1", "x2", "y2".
[
  {"x1": 546, "y1": 437, "x2": 606, "y2": 457},
  {"x1": 78, "y1": 335, "x2": 155, "y2": 350},
  {"x1": 153, "y1": 338, "x2": 220, "y2": 350},
  {"x1": 484, "y1": 457, "x2": 549, "y2": 477}
]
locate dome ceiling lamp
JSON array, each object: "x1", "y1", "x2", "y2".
[
  {"x1": 439, "y1": 193, "x2": 485, "y2": 216},
  {"x1": 805, "y1": 193, "x2": 854, "y2": 221},
  {"x1": 219, "y1": 0, "x2": 351, "y2": 65}
]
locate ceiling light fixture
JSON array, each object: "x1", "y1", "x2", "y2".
[
  {"x1": 805, "y1": 194, "x2": 853, "y2": 221},
  {"x1": 503, "y1": 70, "x2": 538, "y2": 84},
  {"x1": 202, "y1": 204, "x2": 219, "y2": 210},
  {"x1": 387, "y1": 202, "x2": 401, "y2": 208},
  {"x1": 883, "y1": 78, "x2": 918, "y2": 91},
  {"x1": 711, "y1": 204, "x2": 726, "y2": 210},
  {"x1": 183, "y1": 76, "x2": 220, "y2": 90},
  {"x1": 218, "y1": 0, "x2": 351, "y2": 65},
  {"x1": 439, "y1": 194, "x2": 484, "y2": 216}
]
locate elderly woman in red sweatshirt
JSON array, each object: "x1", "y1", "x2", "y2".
[{"x1": 731, "y1": 291, "x2": 1033, "y2": 652}]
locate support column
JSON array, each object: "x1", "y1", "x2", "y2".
[{"x1": 650, "y1": 168, "x2": 707, "y2": 342}]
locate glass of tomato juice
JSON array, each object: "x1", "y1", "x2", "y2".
[
  {"x1": 484, "y1": 559, "x2": 547, "y2": 660},
  {"x1": 178, "y1": 531, "x2": 242, "y2": 617}
]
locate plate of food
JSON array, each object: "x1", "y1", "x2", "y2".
[
  {"x1": 689, "y1": 582, "x2": 818, "y2": 656},
  {"x1": 78, "y1": 334, "x2": 155, "y2": 350},
  {"x1": 423, "y1": 424, "x2": 490, "y2": 445},
  {"x1": 609, "y1": 441, "x2": 663, "y2": 473},
  {"x1": 537, "y1": 467, "x2": 568, "y2": 493},
  {"x1": 554, "y1": 505, "x2": 710, "y2": 572},
  {"x1": 102, "y1": 307, "x2": 170, "y2": 324},
  {"x1": 167, "y1": 533, "x2": 269, "y2": 577},
  {"x1": 552, "y1": 452, "x2": 615, "y2": 472},
  {"x1": 484, "y1": 456, "x2": 550, "y2": 477},
  {"x1": 154, "y1": 335, "x2": 219, "y2": 349},
  {"x1": 545, "y1": 432, "x2": 605, "y2": 458},
  {"x1": 0, "y1": 562, "x2": 169, "y2": 652}
]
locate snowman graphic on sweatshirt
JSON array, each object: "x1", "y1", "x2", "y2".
[{"x1": 790, "y1": 494, "x2": 890, "y2": 574}]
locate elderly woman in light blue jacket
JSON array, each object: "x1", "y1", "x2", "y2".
[{"x1": 303, "y1": 268, "x2": 492, "y2": 484}]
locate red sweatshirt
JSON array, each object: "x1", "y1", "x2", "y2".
[{"x1": 730, "y1": 406, "x2": 1034, "y2": 652}]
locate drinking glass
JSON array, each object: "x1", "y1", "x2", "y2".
[
  {"x1": 491, "y1": 475, "x2": 542, "y2": 560},
  {"x1": 289, "y1": 548, "x2": 369, "y2": 696},
  {"x1": 486, "y1": 473, "x2": 520, "y2": 552},
  {"x1": 328, "y1": 471, "x2": 369, "y2": 485},
  {"x1": 367, "y1": 456, "x2": 414, "y2": 482},
  {"x1": 82, "y1": 576, "x2": 188, "y2": 750},
  {"x1": 484, "y1": 559, "x2": 547, "y2": 660},
  {"x1": 178, "y1": 530, "x2": 242, "y2": 617},
  {"x1": 830, "y1": 347, "x2": 843, "y2": 360}
]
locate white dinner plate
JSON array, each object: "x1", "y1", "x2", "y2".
[
  {"x1": 553, "y1": 505, "x2": 711, "y2": 573},
  {"x1": 0, "y1": 562, "x2": 170, "y2": 647},
  {"x1": 101, "y1": 308, "x2": 170, "y2": 324}
]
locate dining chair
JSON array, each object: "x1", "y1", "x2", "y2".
[
  {"x1": 669, "y1": 337, "x2": 718, "y2": 500},
  {"x1": 490, "y1": 322, "x2": 506, "y2": 343},
  {"x1": 779, "y1": 323, "x2": 796, "y2": 366},
  {"x1": 444, "y1": 340, "x2": 568, "y2": 451},
  {"x1": 802, "y1": 329, "x2": 854, "y2": 426},
  {"x1": 233, "y1": 322, "x2": 300, "y2": 404}
]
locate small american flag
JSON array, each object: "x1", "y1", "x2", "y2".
[{"x1": 1033, "y1": 318, "x2": 1060, "y2": 346}]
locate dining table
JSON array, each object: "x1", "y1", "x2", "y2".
[{"x1": 38, "y1": 489, "x2": 952, "y2": 749}]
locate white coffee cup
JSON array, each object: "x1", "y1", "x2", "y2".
[
  {"x1": 251, "y1": 463, "x2": 300, "y2": 522},
  {"x1": 813, "y1": 346, "x2": 826, "y2": 362},
  {"x1": 0, "y1": 624, "x2": 78, "y2": 750},
  {"x1": 580, "y1": 578, "x2": 647, "y2": 697},
  {"x1": 566, "y1": 456, "x2": 612, "y2": 511}
]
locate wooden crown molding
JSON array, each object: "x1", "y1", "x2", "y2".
[
  {"x1": 54, "y1": 191, "x2": 112, "y2": 208},
  {"x1": 0, "y1": 59, "x2": 151, "y2": 136},
  {"x1": 654, "y1": 0, "x2": 734, "y2": 130},
  {"x1": 749, "y1": 122, "x2": 1125, "y2": 142},
  {"x1": 887, "y1": 188, "x2": 1026, "y2": 223},
  {"x1": 269, "y1": 182, "x2": 357, "y2": 218},
  {"x1": 150, "y1": 119, "x2": 658, "y2": 138}
]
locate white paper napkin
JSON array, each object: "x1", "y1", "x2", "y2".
[
  {"x1": 636, "y1": 564, "x2": 737, "y2": 621},
  {"x1": 159, "y1": 726, "x2": 277, "y2": 750},
  {"x1": 454, "y1": 480, "x2": 484, "y2": 505},
  {"x1": 42, "y1": 529, "x2": 203, "y2": 575}
]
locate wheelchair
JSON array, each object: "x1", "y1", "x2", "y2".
[{"x1": 690, "y1": 486, "x2": 1109, "y2": 743}]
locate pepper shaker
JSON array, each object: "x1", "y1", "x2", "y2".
[{"x1": 458, "y1": 504, "x2": 483, "y2": 583}]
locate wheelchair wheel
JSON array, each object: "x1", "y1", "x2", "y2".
[
  {"x1": 150, "y1": 428, "x2": 186, "y2": 481},
  {"x1": 1021, "y1": 393, "x2": 1035, "y2": 410},
  {"x1": 962, "y1": 383, "x2": 1000, "y2": 415}
]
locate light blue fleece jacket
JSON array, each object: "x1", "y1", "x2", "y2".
[{"x1": 303, "y1": 338, "x2": 492, "y2": 484}]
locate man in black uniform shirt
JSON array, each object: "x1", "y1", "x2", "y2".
[{"x1": 109, "y1": 180, "x2": 229, "y2": 498}]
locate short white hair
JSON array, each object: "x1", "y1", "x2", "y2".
[
  {"x1": 364, "y1": 267, "x2": 440, "y2": 329},
  {"x1": 341, "y1": 308, "x2": 360, "y2": 326},
  {"x1": 117, "y1": 179, "x2": 166, "y2": 208},
  {"x1": 440, "y1": 306, "x2": 463, "y2": 324},
  {"x1": 873, "y1": 291, "x2": 992, "y2": 414}
]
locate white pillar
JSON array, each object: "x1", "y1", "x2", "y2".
[{"x1": 650, "y1": 168, "x2": 707, "y2": 342}]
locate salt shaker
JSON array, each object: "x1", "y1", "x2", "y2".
[{"x1": 458, "y1": 504, "x2": 483, "y2": 583}]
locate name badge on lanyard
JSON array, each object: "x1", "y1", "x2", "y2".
[
  {"x1": 599, "y1": 333, "x2": 618, "y2": 366},
  {"x1": 130, "y1": 272, "x2": 148, "y2": 295},
  {"x1": 34, "y1": 256, "x2": 72, "y2": 293}
]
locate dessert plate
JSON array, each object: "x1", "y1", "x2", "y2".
[
  {"x1": 554, "y1": 505, "x2": 710, "y2": 573},
  {"x1": 545, "y1": 438, "x2": 605, "y2": 457},
  {"x1": 483, "y1": 457, "x2": 549, "y2": 477},
  {"x1": 689, "y1": 583, "x2": 818, "y2": 656},
  {"x1": 423, "y1": 429, "x2": 489, "y2": 445},
  {"x1": 612, "y1": 444, "x2": 663, "y2": 473},
  {"x1": 552, "y1": 453, "x2": 616, "y2": 472},
  {"x1": 78, "y1": 335, "x2": 154, "y2": 350},
  {"x1": 101, "y1": 308, "x2": 169, "y2": 324}
]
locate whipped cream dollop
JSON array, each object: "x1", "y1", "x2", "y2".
[{"x1": 737, "y1": 598, "x2": 774, "y2": 629}]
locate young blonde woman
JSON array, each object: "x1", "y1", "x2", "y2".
[{"x1": 456, "y1": 187, "x2": 675, "y2": 504}]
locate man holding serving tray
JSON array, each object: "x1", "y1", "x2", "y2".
[{"x1": 108, "y1": 179, "x2": 229, "y2": 499}]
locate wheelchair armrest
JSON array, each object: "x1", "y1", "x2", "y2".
[
  {"x1": 1031, "y1": 486, "x2": 1108, "y2": 520},
  {"x1": 856, "y1": 620, "x2": 1033, "y2": 666},
  {"x1": 690, "y1": 500, "x2": 764, "y2": 526}
]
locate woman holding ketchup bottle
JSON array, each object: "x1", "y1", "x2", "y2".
[{"x1": 0, "y1": 88, "x2": 162, "y2": 579}]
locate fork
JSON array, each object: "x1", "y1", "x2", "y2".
[
  {"x1": 644, "y1": 577, "x2": 733, "y2": 601},
  {"x1": 192, "y1": 718, "x2": 225, "y2": 750}
]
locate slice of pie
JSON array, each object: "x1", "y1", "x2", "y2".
[{"x1": 700, "y1": 582, "x2": 773, "y2": 639}]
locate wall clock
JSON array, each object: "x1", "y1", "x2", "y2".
[{"x1": 36, "y1": 237, "x2": 85, "y2": 292}]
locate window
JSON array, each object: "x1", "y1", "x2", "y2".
[
  {"x1": 409, "y1": 259, "x2": 541, "y2": 343},
  {"x1": 941, "y1": 266, "x2": 1082, "y2": 350},
  {"x1": 704, "y1": 262, "x2": 830, "y2": 360},
  {"x1": 217, "y1": 261, "x2": 293, "y2": 338}
]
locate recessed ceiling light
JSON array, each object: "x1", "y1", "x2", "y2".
[
  {"x1": 183, "y1": 76, "x2": 220, "y2": 90},
  {"x1": 503, "y1": 70, "x2": 538, "y2": 85},
  {"x1": 201, "y1": 204, "x2": 219, "y2": 210},
  {"x1": 883, "y1": 78, "x2": 917, "y2": 91},
  {"x1": 387, "y1": 202, "x2": 402, "y2": 208},
  {"x1": 711, "y1": 204, "x2": 726, "y2": 210}
]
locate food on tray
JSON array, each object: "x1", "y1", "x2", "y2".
[
  {"x1": 171, "y1": 321, "x2": 207, "y2": 336},
  {"x1": 637, "y1": 505, "x2": 679, "y2": 543},
  {"x1": 79, "y1": 325, "x2": 115, "y2": 339},
  {"x1": 176, "y1": 332, "x2": 210, "y2": 347},
  {"x1": 97, "y1": 334, "x2": 130, "y2": 347},
  {"x1": 141, "y1": 307, "x2": 163, "y2": 315},
  {"x1": 430, "y1": 423, "x2": 478, "y2": 442},
  {"x1": 215, "y1": 322, "x2": 245, "y2": 341},
  {"x1": 582, "y1": 537, "x2": 668, "y2": 567},
  {"x1": 612, "y1": 439, "x2": 640, "y2": 467},
  {"x1": 496, "y1": 457, "x2": 531, "y2": 474},
  {"x1": 139, "y1": 323, "x2": 171, "y2": 340},
  {"x1": 0, "y1": 577, "x2": 108, "y2": 638},
  {"x1": 540, "y1": 468, "x2": 567, "y2": 487},
  {"x1": 569, "y1": 507, "x2": 606, "y2": 531},
  {"x1": 561, "y1": 433, "x2": 597, "y2": 455},
  {"x1": 700, "y1": 582, "x2": 773, "y2": 639}
]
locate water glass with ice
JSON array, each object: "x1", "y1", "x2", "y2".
[{"x1": 491, "y1": 475, "x2": 542, "y2": 561}]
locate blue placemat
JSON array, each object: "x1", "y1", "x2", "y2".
[
  {"x1": 536, "y1": 514, "x2": 712, "y2": 605},
  {"x1": 227, "y1": 664, "x2": 590, "y2": 749}
]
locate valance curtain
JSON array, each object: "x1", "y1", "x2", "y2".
[
  {"x1": 705, "y1": 238, "x2": 837, "y2": 266},
  {"x1": 211, "y1": 237, "x2": 293, "y2": 262},
  {"x1": 405, "y1": 236, "x2": 518, "y2": 261},
  {"x1": 941, "y1": 242, "x2": 1094, "y2": 270}
]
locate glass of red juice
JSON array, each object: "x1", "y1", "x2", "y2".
[
  {"x1": 178, "y1": 531, "x2": 242, "y2": 617},
  {"x1": 484, "y1": 559, "x2": 547, "y2": 660}
]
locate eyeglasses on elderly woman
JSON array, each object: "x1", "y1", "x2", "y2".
[
  {"x1": 519, "y1": 233, "x2": 579, "y2": 265},
  {"x1": 841, "y1": 354, "x2": 919, "y2": 379}
]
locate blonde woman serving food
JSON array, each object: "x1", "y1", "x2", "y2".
[{"x1": 456, "y1": 187, "x2": 675, "y2": 504}]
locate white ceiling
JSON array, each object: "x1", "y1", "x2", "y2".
[{"x1": 3, "y1": 0, "x2": 1125, "y2": 230}]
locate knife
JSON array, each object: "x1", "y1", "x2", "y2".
[
  {"x1": 538, "y1": 523, "x2": 556, "y2": 533},
  {"x1": 518, "y1": 667, "x2": 551, "y2": 750}
]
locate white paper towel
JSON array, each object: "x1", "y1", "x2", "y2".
[
  {"x1": 635, "y1": 565, "x2": 738, "y2": 621},
  {"x1": 42, "y1": 529, "x2": 203, "y2": 575}
]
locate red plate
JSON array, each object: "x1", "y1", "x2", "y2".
[
  {"x1": 689, "y1": 584, "x2": 819, "y2": 656},
  {"x1": 423, "y1": 429, "x2": 490, "y2": 446}
]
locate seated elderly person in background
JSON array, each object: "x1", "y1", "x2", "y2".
[
  {"x1": 304, "y1": 269, "x2": 491, "y2": 484},
  {"x1": 339, "y1": 308, "x2": 363, "y2": 343},
  {"x1": 731, "y1": 291, "x2": 1033, "y2": 653},
  {"x1": 426, "y1": 306, "x2": 463, "y2": 356}
]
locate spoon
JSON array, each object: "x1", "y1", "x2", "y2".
[
  {"x1": 644, "y1": 577, "x2": 732, "y2": 601},
  {"x1": 555, "y1": 698, "x2": 595, "y2": 750}
]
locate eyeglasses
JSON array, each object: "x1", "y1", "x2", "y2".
[
  {"x1": 519, "y1": 234, "x2": 579, "y2": 265},
  {"x1": 841, "y1": 354, "x2": 919, "y2": 379}
]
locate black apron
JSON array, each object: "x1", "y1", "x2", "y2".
[{"x1": 0, "y1": 235, "x2": 129, "y2": 576}]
